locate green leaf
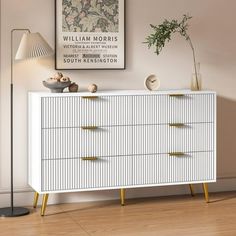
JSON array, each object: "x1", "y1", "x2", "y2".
[{"x1": 144, "y1": 14, "x2": 193, "y2": 57}]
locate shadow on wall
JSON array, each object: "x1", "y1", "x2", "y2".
[{"x1": 217, "y1": 96, "x2": 236, "y2": 178}]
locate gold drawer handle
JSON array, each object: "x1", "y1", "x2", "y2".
[
  {"x1": 169, "y1": 94, "x2": 184, "y2": 97},
  {"x1": 81, "y1": 126, "x2": 98, "y2": 130},
  {"x1": 169, "y1": 123, "x2": 185, "y2": 128},
  {"x1": 81, "y1": 157, "x2": 98, "y2": 161},
  {"x1": 82, "y1": 96, "x2": 99, "y2": 99},
  {"x1": 169, "y1": 152, "x2": 185, "y2": 157}
]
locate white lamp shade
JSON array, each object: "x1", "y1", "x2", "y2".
[{"x1": 15, "y1": 32, "x2": 54, "y2": 60}]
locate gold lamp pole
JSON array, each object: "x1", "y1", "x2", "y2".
[{"x1": 0, "y1": 29, "x2": 53, "y2": 217}]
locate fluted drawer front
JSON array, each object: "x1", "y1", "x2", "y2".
[
  {"x1": 41, "y1": 151, "x2": 215, "y2": 191},
  {"x1": 41, "y1": 96, "x2": 132, "y2": 128},
  {"x1": 132, "y1": 93, "x2": 215, "y2": 124},
  {"x1": 41, "y1": 93, "x2": 215, "y2": 128},
  {"x1": 42, "y1": 123, "x2": 213, "y2": 159},
  {"x1": 133, "y1": 123, "x2": 214, "y2": 155},
  {"x1": 42, "y1": 126, "x2": 132, "y2": 159},
  {"x1": 133, "y1": 152, "x2": 215, "y2": 186},
  {"x1": 42, "y1": 156, "x2": 133, "y2": 191}
]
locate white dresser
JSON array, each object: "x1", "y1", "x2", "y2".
[{"x1": 28, "y1": 90, "x2": 216, "y2": 215}]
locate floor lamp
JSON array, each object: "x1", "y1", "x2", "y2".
[{"x1": 0, "y1": 29, "x2": 53, "y2": 217}]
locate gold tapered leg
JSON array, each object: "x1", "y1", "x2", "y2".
[
  {"x1": 120, "y1": 189, "x2": 125, "y2": 206},
  {"x1": 202, "y1": 183, "x2": 209, "y2": 203},
  {"x1": 41, "y1": 194, "x2": 49, "y2": 216},
  {"x1": 33, "y1": 192, "x2": 39, "y2": 208},
  {"x1": 189, "y1": 184, "x2": 195, "y2": 197}
]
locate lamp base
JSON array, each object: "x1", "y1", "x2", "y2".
[{"x1": 0, "y1": 207, "x2": 29, "y2": 217}]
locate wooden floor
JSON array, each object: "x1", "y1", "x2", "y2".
[{"x1": 1, "y1": 192, "x2": 236, "y2": 236}]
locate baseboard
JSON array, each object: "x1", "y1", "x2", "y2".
[{"x1": 0, "y1": 176, "x2": 236, "y2": 207}]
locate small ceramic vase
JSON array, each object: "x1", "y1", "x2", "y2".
[
  {"x1": 69, "y1": 83, "x2": 79, "y2": 92},
  {"x1": 88, "y1": 84, "x2": 98, "y2": 93}
]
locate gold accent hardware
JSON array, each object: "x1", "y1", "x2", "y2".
[
  {"x1": 120, "y1": 189, "x2": 125, "y2": 206},
  {"x1": 81, "y1": 157, "x2": 98, "y2": 161},
  {"x1": 169, "y1": 152, "x2": 185, "y2": 157},
  {"x1": 169, "y1": 94, "x2": 184, "y2": 97},
  {"x1": 202, "y1": 183, "x2": 210, "y2": 203},
  {"x1": 81, "y1": 126, "x2": 98, "y2": 130},
  {"x1": 169, "y1": 123, "x2": 185, "y2": 128},
  {"x1": 189, "y1": 184, "x2": 195, "y2": 197},
  {"x1": 33, "y1": 192, "x2": 39, "y2": 208},
  {"x1": 41, "y1": 194, "x2": 49, "y2": 216},
  {"x1": 82, "y1": 96, "x2": 99, "y2": 99}
]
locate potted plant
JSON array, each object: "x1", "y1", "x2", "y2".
[{"x1": 145, "y1": 14, "x2": 200, "y2": 90}]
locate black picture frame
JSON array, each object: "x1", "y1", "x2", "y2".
[{"x1": 55, "y1": 0, "x2": 126, "y2": 70}]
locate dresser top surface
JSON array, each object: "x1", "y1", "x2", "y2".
[{"x1": 29, "y1": 89, "x2": 216, "y2": 97}]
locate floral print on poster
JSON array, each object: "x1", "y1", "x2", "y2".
[{"x1": 62, "y1": 0, "x2": 119, "y2": 32}]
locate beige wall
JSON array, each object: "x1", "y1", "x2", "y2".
[{"x1": 1, "y1": 0, "x2": 236, "y2": 206}]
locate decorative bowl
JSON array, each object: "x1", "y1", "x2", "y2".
[{"x1": 43, "y1": 81, "x2": 71, "y2": 93}]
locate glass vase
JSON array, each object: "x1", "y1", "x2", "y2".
[{"x1": 191, "y1": 62, "x2": 202, "y2": 91}]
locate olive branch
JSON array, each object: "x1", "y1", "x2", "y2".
[{"x1": 145, "y1": 14, "x2": 199, "y2": 90}]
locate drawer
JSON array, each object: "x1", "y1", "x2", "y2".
[
  {"x1": 42, "y1": 126, "x2": 133, "y2": 159},
  {"x1": 41, "y1": 151, "x2": 215, "y2": 191},
  {"x1": 133, "y1": 123, "x2": 214, "y2": 155},
  {"x1": 132, "y1": 93, "x2": 215, "y2": 124},
  {"x1": 133, "y1": 152, "x2": 216, "y2": 186},
  {"x1": 41, "y1": 156, "x2": 133, "y2": 191},
  {"x1": 41, "y1": 96, "x2": 132, "y2": 128},
  {"x1": 42, "y1": 123, "x2": 214, "y2": 160},
  {"x1": 41, "y1": 93, "x2": 215, "y2": 128}
]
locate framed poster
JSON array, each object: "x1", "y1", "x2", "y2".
[{"x1": 55, "y1": 0, "x2": 125, "y2": 70}]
